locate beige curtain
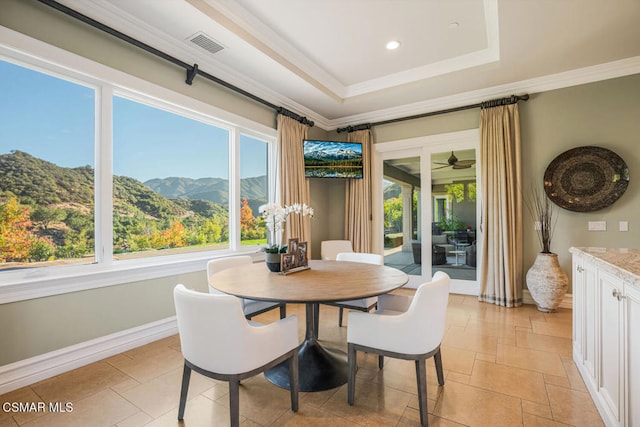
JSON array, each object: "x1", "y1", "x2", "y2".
[
  {"x1": 345, "y1": 129, "x2": 373, "y2": 253},
  {"x1": 478, "y1": 104, "x2": 523, "y2": 307},
  {"x1": 277, "y1": 115, "x2": 311, "y2": 251}
]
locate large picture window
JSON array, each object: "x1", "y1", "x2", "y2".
[
  {"x1": 112, "y1": 96, "x2": 231, "y2": 259},
  {"x1": 0, "y1": 59, "x2": 96, "y2": 269},
  {"x1": 0, "y1": 57, "x2": 274, "y2": 280}
]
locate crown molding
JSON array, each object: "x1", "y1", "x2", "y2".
[
  {"x1": 80, "y1": 0, "x2": 639, "y2": 132},
  {"x1": 26, "y1": 2, "x2": 640, "y2": 132},
  {"x1": 325, "y1": 55, "x2": 640, "y2": 130},
  {"x1": 65, "y1": 0, "x2": 501, "y2": 101},
  {"x1": 344, "y1": 47, "x2": 500, "y2": 98}
]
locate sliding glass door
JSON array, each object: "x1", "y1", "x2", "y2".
[
  {"x1": 431, "y1": 149, "x2": 478, "y2": 285},
  {"x1": 373, "y1": 130, "x2": 480, "y2": 294},
  {"x1": 382, "y1": 155, "x2": 422, "y2": 280}
]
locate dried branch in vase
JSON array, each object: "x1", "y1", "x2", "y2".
[{"x1": 525, "y1": 184, "x2": 557, "y2": 254}]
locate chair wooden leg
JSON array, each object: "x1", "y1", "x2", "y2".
[
  {"x1": 378, "y1": 355, "x2": 384, "y2": 369},
  {"x1": 347, "y1": 343, "x2": 357, "y2": 405},
  {"x1": 177, "y1": 362, "x2": 191, "y2": 420},
  {"x1": 229, "y1": 380, "x2": 240, "y2": 427},
  {"x1": 339, "y1": 307, "x2": 345, "y2": 326},
  {"x1": 415, "y1": 359, "x2": 428, "y2": 427},
  {"x1": 288, "y1": 350, "x2": 299, "y2": 412},
  {"x1": 280, "y1": 304, "x2": 286, "y2": 319},
  {"x1": 434, "y1": 347, "x2": 445, "y2": 386}
]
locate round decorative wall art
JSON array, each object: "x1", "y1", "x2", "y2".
[{"x1": 544, "y1": 146, "x2": 629, "y2": 212}]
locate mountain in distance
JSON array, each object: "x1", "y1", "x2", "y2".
[
  {"x1": 303, "y1": 141, "x2": 362, "y2": 162},
  {"x1": 144, "y1": 176, "x2": 266, "y2": 203},
  {"x1": 144, "y1": 177, "x2": 229, "y2": 206},
  {"x1": 144, "y1": 176, "x2": 267, "y2": 214}
]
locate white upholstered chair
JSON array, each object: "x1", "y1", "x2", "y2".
[
  {"x1": 173, "y1": 284, "x2": 299, "y2": 427},
  {"x1": 320, "y1": 240, "x2": 353, "y2": 260},
  {"x1": 347, "y1": 271, "x2": 450, "y2": 427},
  {"x1": 207, "y1": 256, "x2": 286, "y2": 319},
  {"x1": 333, "y1": 252, "x2": 384, "y2": 326}
]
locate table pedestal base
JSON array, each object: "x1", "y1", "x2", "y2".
[
  {"x1": 264, "y1": 303, "x2": 347, "y2": 391},
  {"x1": 265, "y1": 339, "x2": 347, "y2": 391}
]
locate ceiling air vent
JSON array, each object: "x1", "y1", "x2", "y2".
[{"x1": 188, "y1": 32, "x2": 224, "y2": 55}]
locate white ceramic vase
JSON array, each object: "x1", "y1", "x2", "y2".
[{"x1": 526, "y1": 252, "x2": 569, "y2": 312}]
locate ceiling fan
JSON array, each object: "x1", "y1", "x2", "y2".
[{"x1": 433, "y1": 151, "x2": 476, "y2": 170}]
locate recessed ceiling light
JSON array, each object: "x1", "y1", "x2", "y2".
[
  {"x1": 449, "y1": 21, "x2": 460, "y2": 29},
  {"x1": 385, "y1": 40, "x2": 401, "y2": 50}
]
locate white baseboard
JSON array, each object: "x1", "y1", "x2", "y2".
[
  {"x1": 0, "y1": 316, "x2": 177, "y2": 395},
  {"x1": 522, "y1": 290, "x2": 573, "y2": 310}
]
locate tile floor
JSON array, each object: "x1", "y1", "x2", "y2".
[{"x1": 0, "y1": 294, "x2": 604, "y2": 426}]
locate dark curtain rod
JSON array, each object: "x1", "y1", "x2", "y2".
[
  {"x1": 37, "y1": 0, "x2": 314, "y2": 127},
  {"x1": 337, "y1": 94, "x2": 529, "y2": 133}
]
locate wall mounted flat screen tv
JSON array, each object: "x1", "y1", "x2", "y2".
[{"x1": 303, "y1": 140, "x2": 363, "y2": 179}]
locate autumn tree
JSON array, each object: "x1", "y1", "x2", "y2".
[
  {"x1": 162, "y1": 221, "x2": 186, "y2": 248},
  {"x1": 240, "y1": 197, "x2": 255, "y2": 238},
  {"x1": 0, "y1": 197, "x2": 33, "y2": 261},
  {"x1": 0, "y1": 197, "x2": 53, "y2": 262}
]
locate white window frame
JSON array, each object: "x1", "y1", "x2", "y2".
[{"x1": 0, "y1": 27, "x2": 277, "y2": 303}]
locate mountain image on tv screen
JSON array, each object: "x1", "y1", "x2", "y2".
[{"x1": 303, "y1": 140, "x2": 363, "y2": 178}]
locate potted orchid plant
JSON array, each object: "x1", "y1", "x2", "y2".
[
  {"x1": 259, "y1": 202, "x2": 314, "y2": 253},
  {"x1": 259, "y1": 202, "x2": 313, "y2": 272}
]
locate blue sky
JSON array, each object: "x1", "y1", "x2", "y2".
[{"x1": 0, "y1": 60, "x2": 266, "y2": 182}]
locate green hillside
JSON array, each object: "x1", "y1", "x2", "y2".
[
  {"x1": 0, "y1": 150, "x2": 265, "y2": 264},
  {"x1": 0, "y1": 151, "x2": 191, "y2": 220},
  {"x1": 0, "y1": 150, "x2": 94, "y2": 206}
]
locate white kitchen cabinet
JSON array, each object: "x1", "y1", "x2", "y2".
[
  {"x1": 625, "y1": 283, "x2": 640, "y2": 427},
  {"x1": 571, "y1": 247, "x2": 640, "y2": 427},
  {"x1": 573, "y1": 255, "x2": 598, "y2": 385},
  {"x1": 598, "y1": 269, "x2": 623, "y2": 425}
]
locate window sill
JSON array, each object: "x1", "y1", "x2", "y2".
[{"x1": 0, "y1": 249, "x2": 266, "y2": 304}]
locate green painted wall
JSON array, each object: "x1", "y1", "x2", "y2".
[{"x1": 520, "y1": 76, "x2": 640, "y2": 280}]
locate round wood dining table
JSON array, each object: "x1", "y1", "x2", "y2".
[{"x1": 208, "y1": 259, "x2": 409, "y2": 392}]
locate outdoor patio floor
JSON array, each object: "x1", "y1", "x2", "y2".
[{"x1": 384, "y1": 246, "x2": 477, "y2": 281}]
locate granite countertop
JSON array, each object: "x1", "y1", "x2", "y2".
[{"x1": 569, "y1": 247, "x2": 640, "y2": 287}]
